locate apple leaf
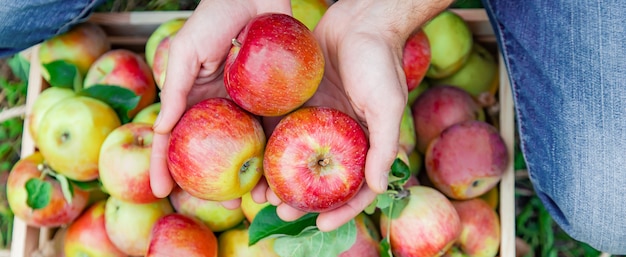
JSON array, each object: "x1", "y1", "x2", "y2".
[
  {"x1": 248, "y1": 205, "x2": 318, "y2": 246},
  {"x1": 52, "y1": 174, "x2": 74, "y2": 205},
  {"x1": 71, "y1": 179, "x2": 102, "y2": 192},
  {"x1": 7, "y1": 53, "x2": 30, "y2": 83},
  {"x1": 273, "y1": 219, "x2": 357, "y2": 257},
  {"x1": 379, "y1": 237, "x2": 392, "y2": 257},
  {"x1": 388, "y1": 158, "x2": 411, "y2": 188},
  {"x1": 25, "y1": 178, "x2": 52, "y2": 210},
  {"x1": 78, "y1": 84, "x2": 140, "y2": 124},
  {"x1": 43, "y1": 60, "x2": 82, "y2": 91}
]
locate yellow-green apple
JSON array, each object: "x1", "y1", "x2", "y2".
[
  {"x1": 291, "y1": 0, "x2": 330, "y2": 31},
  {"x1": 64, "y1": 200, "x2": 127, "y2": 257},
  {"x1": 425, "y1": 120, "x2": 508, "y2": 200},
  {"x1": 99, "y1": 122, "x2": 158, "y2": 204},
  {"x1": 28, "y1": 87, "x2": 76, "y2": 144},
  {"x1": 152, "y1": 34, "x2": 173, "y2": 89},
  {"x1": 240, "y1": 192, "x2": 270, "y2": 223},
  {"x1": 218, "y1": 225, "x2": 279, "y2": 257},
  {"x1": 407, "y1": 80, "x2": 430, "y2": 107},
  {"x1": 132, "y1": 102, "x2": 161, "y2": 125},
  {"x1": 7, "y1": 152, "x2": 89, "y2": 227},
  {"x1": 380, "y1": 186, "x2": 461, "y2": 257},
  {"x1": 84, "y1": 49, "x2": 157, "y2": 118},
  {"x1": 403, "y1": 28, "x2": 431, "y2": 92},
  {"x1": 264, "y1": 106, "x2": 368, "y2": 213},
  {"x1": 423, "y1": 10, "x2": 473, "y2": 79},
  {"x1": 450, "y1": 198, "x2": 501, "y2": 257},
  {"x1": 37, "y1": 96, "x2": 121, "y2": 181},
  {"x1": 145, "y1": 18, "x2": 186, "y2": 68},
  {"x1": 432, "y1": 43, "x2": 499, "y2": 98},
  {"x1": 480, "y1": 186, "x2": 499, "y2": 210},
  {"x1": 168, "y1": 97, "x2": 266, "y2": 201},
  {"x1": 169, "y1": 186, "x2": 245, "y2": 232},
  {"x1": 104, "y1": 196, "x2": 173, "y2": 256},
  {"x1": 407, "y1": 150, "x2": 423, "y2": 177},
  {"x1": 399, "y1": 105, "x2": 416, "y2": 154},
  {"x1": 411, "y1": 85, "x2": 482, "y2": 154},
  {"x1": 146, "y1": 213, "x2": 218, "y2": 257},
  {"x1": 224, "y1": 13, "x2": 324, "y2": 117},
  {"x1": 339, "y1": 213, "x2": 381, "y2": 257},
  {"x1": 38, "y1": 22, "x2": 111, "y2": 82}
]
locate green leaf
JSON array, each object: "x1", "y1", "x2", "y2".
[
  {"x1": 273, "y1": 219, "x2": 357, "y2": 257},
  {"x1": 52, "y1": 174, "x2": 74, "y2": 205},
  {"x1": 7, "y1": 53, "x2": 30, "y2": 83},
  {"x1": 380, "y1": 194, "x2": 410, "y2": 219},
  {"x1": 78, "y1": 85, "x2": 140, "y2": 124},
  {"x1": 388, "y1": 158, "x2": 411, "y2": 187},
  {"x1": 364, "y1": 198, "x2": 378, "y2": 215},
  {"x1": 379, "y1": 237, "x2": 392, "y2": 257},
  {"x1": 25, "y1": 178, "x2": 52, "y2": 210},
  {"x1": 248, "y1": 205, "x2": 318, "y2": 246},
  {"x1": 71, "y1": 179, "x2": 102, "y2": 191},
  {"x1": 43, "y1": 60, "x2": 82, "y2": 91}
]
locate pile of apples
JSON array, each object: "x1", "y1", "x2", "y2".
[{"x1": 5, "y1": 1, "x2": 508, "y2": 256}]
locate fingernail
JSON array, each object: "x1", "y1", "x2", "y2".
[{"x1": 379, "y1": 170, "x2": 389, "y2": 192}]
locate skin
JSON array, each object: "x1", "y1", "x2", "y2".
[{"x1": 149, "y1": 0, "x2": 454, "y2": 232}]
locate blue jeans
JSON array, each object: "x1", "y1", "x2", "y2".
[
  {"x1": 1, "y1": 0, "x2": 625, "y2": 254},
  {"x1": 0, "y1": 0, "x2": 104, "y2": 58},
  {"x1": 484, "y1": 0, "x2": 626, "y2": 254}
]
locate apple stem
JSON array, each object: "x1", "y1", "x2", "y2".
[
  {"x1": 60, "y1": 132, "x2": 70, "y2": 144},
  {"x1": 136, "y1": 136, "x2": 144, "y2": 146},
  {"x1": 318, "y1": 158, "x2": 330, "y2": 167},
  {"x1": 231, "y1": 38, "x2": 242, "y2": 48},
  {"x1": 240, "y1": 161, "x2": 250, "y2": 173}
]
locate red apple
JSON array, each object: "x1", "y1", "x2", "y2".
[
  {"x1": 38, "y1": 22, "x2": 111, "y2": 81},
  {"x1": 6, "y1": 152, "x2": 89, "y2": 228},
  {"x1": 403, "y1": 28, "x2": 431, "y2": 92},
  {"x1": 339, "y1": 213, "x2": 381, "y2": 257},
  {"x1": 99, "y1": 122, "x2": 158, "y2": 204},
  {"x1": 168, "y1": 97, "x2": 266, "y2": 201},
  {"x1": 411, "y1": 85, "x2": 482, "y2": 153},
  {"x1": 146, "y1": 213, "x2": 218, "y2": 257},
  {"x1": 84, "y1": 49, "x2": 157, "y2": 118},
  {"x1": 380, "y1": 186, "x2": 461, "y2": 257},
  {"x1": 64, "y1": 200, "x2": 127, "y2": 257},
  {"x1": 224, "y1": 13, "x2": 324, "y2": 117},
  {"x1": 145, "y1": 18, "x2": 186, "y2": 69},
  {"x1": 425, "y1": 120, "x2": 508, "y2": 200},
  {"x1": 451, "y1": 198, "x2": 501, "y2": 257},
  {"x1": 169, "y1": 186, "x2": 245, "y2": 232},
  {"x1": 152, "y1": 34, "x2": 172, "y2": 89},
  {"x1": 264, "y1": 106, "x2": 368, "y2": 213}
]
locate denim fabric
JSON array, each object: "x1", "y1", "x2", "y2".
[
  {"x1": 0, "y1": 0, "x2": 105, "y2": 58},
  {"x1": 483, "y1": 0, "x2": 626, "y2": 254}
]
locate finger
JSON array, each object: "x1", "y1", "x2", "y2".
[
  {"x1": 149, "y1": 132, "x2": 174, "y2": 198},
  {"x1": 316, "y1": 186, "x2": 378, "y2": 232},
  {"x1": 220, "y1": 198, "x2": 242, "y2": 210},
  {"x1": 266, "y1": 188, "x2": 282, "y2": 206},
  {"x1": 250, "y1": 177, "x2": 269, "y2": 204},
  {"x1": 276, "y1": 203, "x2": 308, "y2": 222}
]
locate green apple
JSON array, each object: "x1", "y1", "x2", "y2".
[
  {"x1": 407, "y1": 80, "x2": 430, "y2": 107},
  {"x1": 240, "y1": 191, "x2": 270, "y2": 223},
  {"x1": 423, "y1": 10, "x2": 473, "y2": 79},
  {"x1": 432, "y1": 43, "x2": 499, "y2": 98},
  {"x1": 145, "y1": 18, "x2": 186, "y2": 68},
  {"x1": 169, "y1": 186, "x2": 245, "y2": 232},
  {"x1": 291, "y1": 0, "x2": 330, "y2": 31},
  {"x1": 132, "y1": 102, "x2": 161, "y2": 125},
  {"x1": 218, "y1": 225, "x2": 280, "y2": 257},
  {"x1": 37, "y1": 96, "x2": 121, "y2": 181},
  {"x1": 104, "y1": 196, "x2": 174, "y2": 256},
  {"x1": 399, "y1": 105, "x2": 416, "y2": 154},
  {"x1": 28, "y1": 87, "x2": 76, "y2": 144}
]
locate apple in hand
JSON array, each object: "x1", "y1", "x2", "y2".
[
  {"x1": 84, "y1": 49, "x2": 157, "y2": 118},
  {"x1": 450, "y1": 198, "x2": 501, "y2": 257},
  {"x1": 104, "y1": 196, "x2": 174, "y2": 256},
  {"x1": 145, "y1": 17, "x2": 186, "y2": 69},
  {"x1": 169, "y1": 186, "x2": 245, "y2": 232},
  {"x1": 99, "y1": 122, "x2": 158, "y2": 204},
  {"x1": 218, "y1": 225, "x2": 279, "y2": 257},
  {"x1": 38, "y1": 22, "x2": 111, "y2": 81},
  {"x1": 152, "y1": 34, "x2": 173, "y2": 89},
  {"x1": 339, "y1": 213, "x2": 381, "y2": 257},
  {"x1": 264, "y1": 106, "x2": 368, "y2": 213},
  {"x1": 146, "y1": 213, "x2": 218, "y2": 257},
  {"x1": 168, "y1": 97, "x2": 266, "y2": 201},
  {"x1": 403, "y1": 28, "x2": 431, "y2": 92},
  {"x1": 64, "y1": 200, "x2": 127, "y2": 257},
  {"x1": 291, "y1": 0, "x2": 330, "y2": 31},
  {"x1": 7, "y1": 152, "x2": 89, "y2": 228},
  {"x1": 224, "y1": 13, "x2": 325, "y2": 117},
  {"x1": 37, "y1": 96, "x2": 121, "y2": 181},
  {"x1": 412, "y1": 85, "x2": 482, "y2": 154},
  {"x1": 423, "y1": 10, "x2": 473, "y2": 79},
  {"x1": 380, "y1": 186, "x2": 461, "y2": 257},
  {"x1": 28, "y1": 87, "x2": 76, "y2": 144},
  {"x1": 132, "y1": 102, "x2": 161, "y2": 125},
  {"x1": 240, "y1": 191, "x2": 271, "y2": 223},
  {"x1": 425, "y1": 120, "x2": 508, "y2": 200}
]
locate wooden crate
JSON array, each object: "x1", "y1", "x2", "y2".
[{"x1": 10, "y1": 9, "x2": 516, "y2": 257}]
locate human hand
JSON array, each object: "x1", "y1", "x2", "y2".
[
  {"x1": 149, "y1": 0, "x2": 292, "y2": 199},
  {"x1": 258, "y1": 0, "x2": 453, "y2": 232}
]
